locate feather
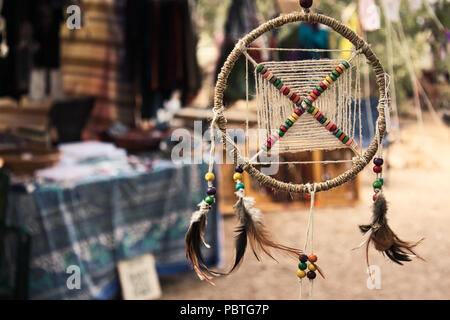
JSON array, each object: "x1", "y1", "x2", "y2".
[
  {"x1": 229, "y1": 192, "x2": 303, "y2": 273},
  {"x1": 358, "y1": 193, "x2": 424, "y2": 266},
  {"x1": 185, "y1": 201, "x2": 224, "y2": 285}
]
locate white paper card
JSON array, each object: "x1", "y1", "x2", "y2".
[{"x1": 118, "y1": 254, "x2": 162, "y2": 300}]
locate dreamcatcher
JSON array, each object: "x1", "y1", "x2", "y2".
[{"x1": 186, "y1": 0, "x2": 422, "y2": 298}]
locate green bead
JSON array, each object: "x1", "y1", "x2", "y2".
[
  {"x1": 342, "y1": 61, "x2": 350, "y2": 69},
  {"x1": 373, "y1": 180, "x2": 382, "y2": 189},
  {"x1": 332, "y1": 70, "x2": 340, "y2": 78},
  {"x1": 329, "y1": 73, "x2": 337, "y2": 81},
  {"x1": 274, "y1": 79, "x2": 281, "y2": 86},
  {"x1": 205, "y1": 196, "x2": 214, "y2": 205},
  {"x1": 342, "y1": 136, "x2": 349, "y2": 143},
  {"x1": 319, "y1": 116, "x2": 327, "y2": 124},
  {"x1": 298, "y1": 262, "x2": 307, "y2": 270},
  {"x1": 278, "y1": 129, "x2": 285, "y2": 136},
  {"x1": 304, "y1": 98, "x2": 312, "y2": 106},
  {"x1": 335, "y1": 129, "x2": 343, "y2": 138},
  {"x1": 378, "y1": 178, "x2": 384, "y2": 185},
  {"x1": 276, "y1": 82, "x2": 283, "y2": 90},
  {"x1": 256, "y1": 64, "x2": 264, "y2": 73},
  {"x1": 261, "y1": 145, "x2": 268, "y2": 152},
  {"x1": 235, "y1": 183, "x2": 245, "y2": 191},
  {"x1": 316, "y1": 86, "x2": 324, "y2": 93},
  {"x1": 285, "y1": 119, "x2": 293, "y2": 127},
  {"x1": 308, "y1": 106, "x2": 315, "y2": 113}
]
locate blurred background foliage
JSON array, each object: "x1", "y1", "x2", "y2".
[{"x1": 195, "y1": 0, "x2": 449, "y2": 113}]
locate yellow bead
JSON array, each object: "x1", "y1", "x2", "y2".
[
  {"x1": 267, "y1": 73, "x2": 274, "y2": 81},
  {"x1": 308, "y1": 263, "x2": 316, "y2": 271},
  {"x1": 233, "y1": 172, "x2": 242, "y2": 181},
  {"x1": 323, "y1": 119, "x2": 331, "y2": 126},
  {"x1": 326, "y1": 76, "x2": 334, "y2": 84},
  {"x1": 205, "y1": 173, "x2": 215, "y2": 181},
  {"x1": 311, "y1": 108, "x2": 318, "y2": 116},
  {"x1": 288, "y1": 116, "x2": 297, "y2": 123},
  {"x1": 323, "y1": 79, "x2": 331, "y2": 87},
  {"x1": 296, "y1": 269, "x2": 306, "y2": 278},
  {"x1": 291, "y1": 113, "x2": 299, "y2": 120}
]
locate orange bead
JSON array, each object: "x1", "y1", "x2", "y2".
[{"x1": 308, "y1": 254, "x2": 317, "y2": 263}]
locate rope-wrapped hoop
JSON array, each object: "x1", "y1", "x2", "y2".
[{"x1": 213, "y1": 11, "x2": 387, "y2": 194}]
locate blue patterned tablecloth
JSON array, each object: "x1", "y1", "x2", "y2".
[{"x1": 5, "y1": 162, "x2": 221, "y2": 299}]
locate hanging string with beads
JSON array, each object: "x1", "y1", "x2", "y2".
[{"x1": 297, "y1": 183, "x2": 319, "y2": 299}]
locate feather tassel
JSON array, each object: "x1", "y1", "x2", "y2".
[
  {"x1": 230, "y1": 190, "x2": 303, "y2": 273},
  {"x1": 185, "y1": 201, "x2": 224, "y2": 285},
  {"x1": 358, "y1": 193, "x2": 423, "y2": 266}
]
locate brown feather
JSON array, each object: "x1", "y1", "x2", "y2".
[
  {"x1": 359, "y1": 194, "x2": 424, "y2": 265},
  {"x1": 229, "y1": 196, "x2": 302, "y2": 273}
]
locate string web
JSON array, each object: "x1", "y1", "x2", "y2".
[{"x1": 243, "y1": 47, "x2": 363, "y2": 165}]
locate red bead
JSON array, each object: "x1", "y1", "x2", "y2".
[
  {"x1": 283, "y1": 87, "x2": 290, "y2": 96},
  {"x1": 373, "y1": 194, "x2": 377, "y2": 201},
  {"x1": 280, "y1": 125, "x2": 287, "y2": 132},
  {"x1": 330, "y1": 124, "x2": 337, "y2": 132},
  {"x1": 373, "y1": 166, "x2": 382, "y2": 173},
  {"x1": 316, "y1": 113, "x2": 323, "y2": 121},
  {"x1": 313, "y1": 88, "x2": 321, "y2": 96},
  {"x1": 294, "y1": 108, "x2": 303, "y2": 116},
  {"x1": 267, "y1": 138, "x2": 272, "y2": 145},
  {"x1": 265, "y1": 142, "x2": 271, "y2": 149},
  {"x1": 319, "y1": 83, "x2": 327, "y2": 90},
  {"x1": 290, "y1": 92, "x2": 297, "y2": 101},
  {"x1": 307, "y1": 95, "x2": 315, "y2": 102}
]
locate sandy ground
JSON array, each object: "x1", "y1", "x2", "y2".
[{"x1": 160, "y1": 115, "x2": 450, "y2": 300}]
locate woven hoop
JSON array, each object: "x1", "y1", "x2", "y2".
[{"x1": 213, "y1": 11, "x2": 386, "y2": 194}]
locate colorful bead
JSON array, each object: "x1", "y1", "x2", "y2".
[
  {"x1": 280, "y1": 125, "x2": 287, "y2": 132},
  {"x1": 338, "y1": 63, "x2": 346, "y2": 71},
  {"x1": 296, "y1": 269, "x2": 307, "y2": 278},
  {"x1": 265, "y1": 142, "x2": 271, "y2": 149},
  {"x1": 308, "y1": 264, "x2": 317, "y2": 271},
  {"x1": 342, "y1": 136, "x2": 349, "y2": 144},
  {"x1": 293, "y1": 95, "x2": 301, "y2": 104},
  {"x1": 319, "y1": 116, "x2": 327, "y2": 124},
  {"x1": 274, "y1": 79, "x2": 281, "y2": 86},
  {"x1": 300, "y1": 0, "x2": 313, "y2": 9},
  {"x1": 290, "y1": 93, "x2": 297, "y2": 101},
  {"x1": 256, "y1": 64, "x2": 264, "y2": 73},
  {"x1": 235, "y1": 183, "x2": 245, "y2": 190},
  {"x1": 378, "y1": 178, "x2": 384, "y2": 185},
  {"x1": 267, "y1": 73, "x2": 274, "y2": 81},
  {"x1": 316, "y1": 85, "x2": 324, "y2": 93},
  {"x1": 235, "y1": 166, "x2": 244, "y2": 173},
  {"x1": 319, "y1": 83, "x2": 327, "y2": 90},
  {"x1": 233, "y1": 172, "x2": 243, "y2": 181},
  {"x1": 279, "y1": 85, "x2": 287, "y2": 93},
  {"x1": 313, "y1": 88, "x2": 321, "y2": 96},
  {"x1": 262, "y1": 71, "x2": 270, "y2": 78},
  {"x1": 332, "y1": 70, "x2": 340, "y2": 78},
  {"x1": 323, "y1": 119, "x2": 330, "y2": 126},
  {"x1": 206, "y1": 187, "x2": 216, "y2": 195},
  {"x1": 261, "y1": 145, "x2": 268, "y2": 151},
  {"x1": 373, "y1": 165, "x2": 382, "y2": 173},
  {"x1": 283, "y1": 87, "x2": 290, "y2": 96},
  {"x1": 336, "y1": 67, "x2": 343, "y2": 74},
  {"x1": 269, "y1": 76, "x2": 277, "y2": 83},
  {"x1": 307, "y1": 95, "x2": 315, "y2": 103},
  {"x1": 310, "y1": 92, "x2": 317, "y2": 99},
  {"x1": 287, "y1": 91, "x2": 294, "y2": 99},
  {"x1": 311, "y1": 108, "x2": 319, "y2": 116},
  {"x1": 373, "y1": 194, "x2": 377, "y2": 201},
  {"x1": 205, "y1": 196, "x2": 214, "y2": 205},
  {"x1": 278, "y1": 129, "x2": 285, "y2": 136},
  {"x1": 291, "y1": 112, "x2": 300, "y2": 120},
  {"x1": 330, "y1": 124, "x2": 337, "y2": 132},
  {"x1": 261, "y1": 67, "x2": 268, "y2": 74},
  {"x1": 205, "y1": 173, "x2": 215, "y2": 181},
  {"x1": 298, "y1": 262, "x2": 307, "y2": 270},
  {"x1": 272, "y1": 132, "x2": 280, "y2": 139},
  {"x1": 294, "y1": 108, "x2": 303, "y2": 116},
  {"x1": 342, "y1": 61, "x2": 350, "y2": 69},
  {"x1": 308, "y1": 254, "x2": 317, "y2": 262},
  {"x1": 323, "y1": 79, "x2": 331, "y2": 87},
  {"x1": 304, "y1": 98, "x2": 312, "y2": 107},
  {"x1": 276, "y1": 82, "x2": 283, "y2": 90},
  {"x1": 373, "y1": 158, "x2": 384, "y2": 166},
  {"x1": 288, "y1": 116, "x2": 296, "y2": 123},
  {"x1": 307, "y1": 271, "x2": 317, "y2": 279},
  {"x1": 345, "y1": 138, "x2": 353, "y2": 146},
  {"x1": 329, "y1": 73, "x2": 337, "y2": 81},
  {"x1": 339, "y1": 133, "x2": 346, "y2": 141},
  {"x1": 285, "y1": 119, "x2": 293, "y2": 127},
  {"x1": 325, "y1": 122, "x2": 333, "y2": 130},
  {"x1": 299, "y1": 254, "x2": 308, "y2": 263},
  {"x1": 326, "y1": 76, "x2": 333, "y2": 84},
  {"x1": 373, "y1": 180, "x2": 382, "y2": 189}
]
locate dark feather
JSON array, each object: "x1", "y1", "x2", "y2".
[
  {"x1": 185, "y1": 210, "x2": 225, "y2": 285},
  {"x1": 229, "y1": 197, "x2": 302, "y2": 273},
  {"x1": 359, "y1": 193, "x2": 423, "y2": 266}
]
